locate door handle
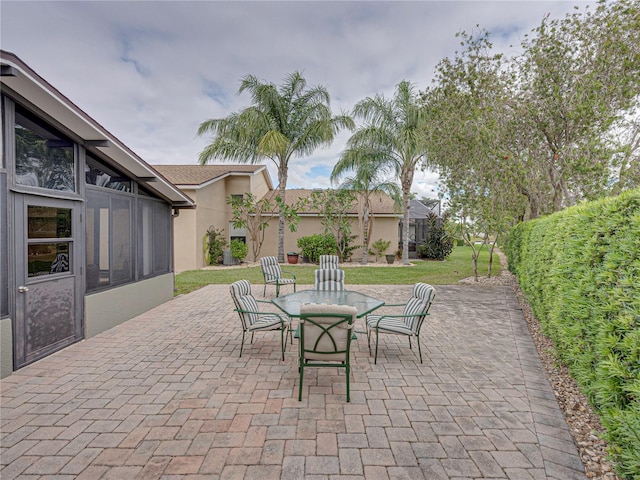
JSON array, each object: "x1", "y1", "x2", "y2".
[{"x1": 18, "y1": 286, "x2": 29, "y2": 293}]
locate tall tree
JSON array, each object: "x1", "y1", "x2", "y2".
[
  {"x1": 198, "y1": 72, "x2": 354, "y2": 262},
  {"x1": 515, "y1": 0, "x2": 640, "y2": 211},
  {"x1": 347, "y1": 80, "x2": 430, "y2": 265},
  {"x1": 330, "y1": 150, "x2": 400, "y2": 264},
  {"x1": 423, "y1": 29, "x2": 522, "y2": 277}
]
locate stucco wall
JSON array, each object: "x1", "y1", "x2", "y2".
[
  {"x1": 84, "y1": 273, "x2": 174, "y2": 338},
  {"x1": 173, "y1": 189, "x2": 198, "y2": 273},
  {"x1": 0, "y1": 317, "x2": 13, "y2": 378},
  {"x1": 197, "y1": 181, "x2": 233, "y2": 266}
]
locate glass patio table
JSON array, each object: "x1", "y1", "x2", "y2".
[
  {"x1": 272, "y1": 289, "x2": 384, "y2": 318},
  {"x1": 272, "y1": 289, "x2": 385, "y2": 338}
]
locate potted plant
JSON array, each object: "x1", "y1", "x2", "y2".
[{"x1": 287, "y1": 251, "x2": 299, "y2": 264}]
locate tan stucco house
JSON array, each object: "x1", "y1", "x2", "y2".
[
  {"x1": 156, "y1": 165, "x2": 401, "y2": 271},
  {"x1": 154, "y1": 164, "x2": 273, "y2": 272}
]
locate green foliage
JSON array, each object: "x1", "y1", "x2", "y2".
[
  {"x1": 416, "y1": 212, "x2": 454, "y2": 261},
  {"x1": 296, "y1": 234, "x2": 338, "y2": 263},
  {"x1": 306, "y1": 189, "x2": 357, "y2": 262},
  {"x1": 346, "y1": 80, "x2": 429, "y2": 265},
  {"x1": 227, "y1": 193, "x2": 302, "y2": 261},
  {"x1": 198, "y1": 71, "x2": 354, "y2": 261},
  {"x1": 339, "y1": 233, "x2": 358, "y2": 262},
  {"x1": 229, "y1": 239, "x2": 248, "y2": 262},
  {"x1": 370, "y1": 238, "x2": 391, "y2": 262},
  {"x1": 505, "y1": 188, "x2": 640, "y2": 478},
  {"x1": 203, "y1": 226, "x2": 226, "y2": 265}
]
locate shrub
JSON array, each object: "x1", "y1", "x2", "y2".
[
  {"x1": 417, "y1": 212, "x2": 454, "y2": 260},
  {"x1": 370, "y1": 239, "x2": 391, "y2": 262},
  {"x1": 297, "y1": 234, "x2": 337, "y2": 263},
  {"x1": 229, "y1": 239, "x2": 248, "y2": 262},
  {"x1": 339, "y1": 233, "x2": 358, "y2": 262},
  {"x1": 203, "y1": 226, "x2": 226, "y2": 265},
  {"x1": 505, "y1": 188, "x2": 640, "y2": 478}
]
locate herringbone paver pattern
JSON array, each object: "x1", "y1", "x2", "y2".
[{"x1": 0, "y1": 284, "x2": 586, "y2": 479}]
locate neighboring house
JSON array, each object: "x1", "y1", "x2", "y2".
[
  {"x1": 157, "y1": 163, "x2": 401, "y2": 267},
  {"x1": 154, "y1": 165, "x2": 273, "y2": 272},
  {"x1": 273, "y1": 189, "x2": 400, "y2": 262},
  {"x1": 0, "y1": 51, "x2": 195, "y2": 378}
]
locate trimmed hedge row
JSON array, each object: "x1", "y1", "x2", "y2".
[{"x1": 504, "y1": 189, "x2": 640, "y2": 479}]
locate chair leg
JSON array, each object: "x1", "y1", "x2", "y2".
[
  {"x1": 346, "y1": 363, "x2": 350, "y2": 402},
  {"x1": 374, "y1": 329, "x2": 380, "y2": 365},
  {"x1": 263, "y1": 283, "x2": 267, "y2": 297},
  {"x1": 240, "y1": 330, "x2": 245, "y2": 357},
  {"x1": 408, "y1": 337, "x2": 412, "y2": 350},
  {"x1": 417, "y1": 334, "x2": 423, "y2": 363},
  {"x1": 275, "y1": 283, "x2": 280, "y2": 297},
  {"x1": 298, "y1": 362, "x2": 304, "y2": 401},
  {"x1": 280, "y1": 327, "x2": 286, "y2": 361}
]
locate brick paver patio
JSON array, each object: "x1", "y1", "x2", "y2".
[{"x1": 0, "y1": 283, "x2": 587, "y2": 479}]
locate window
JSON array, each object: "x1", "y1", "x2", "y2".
[
  {"x1": 138, "y1": 198, "x2": 170, "y2": 277},
  {"x1": 85, "y1": 190, "x2": 133, "y2": 290},
  {"x1": 27, "y1": 206, "x2": 72, "y2": 277},
  {"x1": 14, "y1": 108, "x2": 76, "y2": 192},
  {"x1": 85, "y1": 154, "x2": 131, "y2": 192}
]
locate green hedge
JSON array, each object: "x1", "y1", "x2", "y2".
[{"x1": 504, "y1": 189, "x2": 640, "y2": 479}]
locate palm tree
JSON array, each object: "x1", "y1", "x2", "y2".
[
  {"x1": 198, "y1": 72, "x2": 354, "y2": 262},
  {"x1": 346, "y1": 80, "x2": 430, "y2": 265},
  {"x1": 331, "y1": 150, "x2": 400, "y2": 264}
]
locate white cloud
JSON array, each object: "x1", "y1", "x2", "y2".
[{"x1": 1, "y1": 0, "x2": 590, "y2": 188}]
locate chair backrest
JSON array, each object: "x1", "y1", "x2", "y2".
[
  {"x1": 230, "y1": 280, "x2": 259, "y2": 328},
  {"x1": 260, "y1": 256, "x2": 283, "y2": 282},
  {"x1": 299, "y1": 303, "x2": 357, "y2": 361},
  {"x1": 401, "y1": 283, "x2": 436, "y2": 334},
  {"x1": 319, "y1": 255, "x2": 340, "y2": 269},
  {"x1": 314, "y1": 269, "x2": 345, "y2": 291}
]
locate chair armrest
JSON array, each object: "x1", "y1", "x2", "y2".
[
  {"x1": 280, "y1": 270, "x2": 296, "y2": 280},
  {"x1": 234, "y1": 308, "x2": 288, "y2": 324},
  {"x1": 371, "y1": 312, "x2": 429, "y2": 327}
]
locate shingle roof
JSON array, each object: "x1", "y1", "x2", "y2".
[
  {"x1": 153, "y1": 164, "x2": 266, "y2": 186},
  {"x1": 281, "y1": 189, "x2": 399, "y2": 215}
]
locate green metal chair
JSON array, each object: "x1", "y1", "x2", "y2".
[
  {"x1": 230, "y1": 280, "x2": 291, "y2": 360},
  {"x1": 260, "y1": 256, "x2": 296, "y2": 297},
  {"x1": 366, "y1": 283, "x2": 436, "y2": 364},
  {"x1": 298, "y1": 303, "x2": 358, "y2": 402}
]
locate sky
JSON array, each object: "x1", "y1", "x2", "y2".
[{"x1": 1, "y1": 0, "x2": 591, "y2": 199}]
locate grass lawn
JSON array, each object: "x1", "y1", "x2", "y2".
[{"x1": 174, "y1": 246, "x2": 500, "y2": 296}]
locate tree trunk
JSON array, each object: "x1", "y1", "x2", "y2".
[
  {"x1": 277, "y1": 168, "x2": 287, "y2": 263},
  {"x1": 361, "y1": 204, "x2": 369, "y2": 265},
  {"x1": 402, "y1": 189, "x2": 411, "y2": 265}
]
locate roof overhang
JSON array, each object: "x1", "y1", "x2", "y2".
[
  {"x1": 175, "y1": 166, "x2": 272, "y2": 191},
  {"x1": 0, "y1": 50, "x2": 194, "y2": 209}
]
